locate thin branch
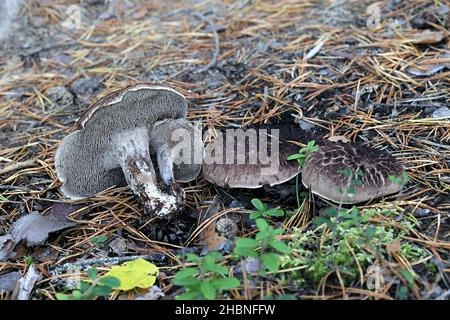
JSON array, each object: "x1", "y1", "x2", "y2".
[{"x1": 191, "y1": 12, "x2": 220, "y2": 74}]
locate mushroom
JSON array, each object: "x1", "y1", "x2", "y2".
[
  {"x1": 150, "y1": 118, "x2": 203, "y2": 186},
  {"x1": 55, "y1": 84, "x2": 203, "y2": 218},
  {"x1": 201, "y1": 125, "x2": 406, "y2": 204},
  {"x1": 301, "y1": 140, "x2": 405, "y2": 203},
  {"x1": 202, "y1": 129, "x2": 300, "y2": 188}
]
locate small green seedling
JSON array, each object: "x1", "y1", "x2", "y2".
[
  {"x1": 91, "y1": 235, "x2": 109, "y2": 248},
  {"x1": 314, "y1": 206, "x2": 367, "y2": 229},
  {"x1": 250, "y1": 198, "x2": 285, "y2": 220},
  {"x1": 56, "y1": 268, "x2": 120, "y2": 300},
  {"x1": 173, "y1": 252, "x2": 240, "y2": 300},
  {"x1": 287, "y1": 140, "x2": 319, "y2": 167},
  {"x1": 23, "y1": 256, "x2": 35, "y2": 266},
  {"x1": 388, "y1": 172, "x2": 410, "y2": 186},
  {"x1": 313, "y1": 207, "x2": 338, "y2": 229},
  {"x1": 234, "y1": 219, "x2": 291, "y2": 273}
]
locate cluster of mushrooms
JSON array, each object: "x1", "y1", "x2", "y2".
[{"x1": 55, "y1": 84, "x2": 406, "y2": 219}]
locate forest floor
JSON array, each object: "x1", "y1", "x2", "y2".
[{"x1": 0, "y1": 0, "x2": 449, "y2": 300}]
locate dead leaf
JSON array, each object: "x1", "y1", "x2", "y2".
[
  {"x1": 10, "y1": 211, "x2": 76, "y2": 246},
  {"x1": 31, "y1": 245, "x2": 60, "y2": 262},
  {"x1": 199, "y1": 222, "x2": 227, "y2": 251},
  {"x1": 406, "y1": 53, "x2": 450, "y2": 76},
  {"x1": 406, "y1": 64, "x2": 445, "y2": 76},
  {"x1": 0, "y1": 271, "x2": 21, "y2": 294},
  {"x1": 386, "y1": 239, "x2": 401, "y2": 255},
  {"x1": 135, "y1": 286, "x2": 165, "y2": 300},
  {"x1": 432, "y1": 106, "x2": 450, "y2": 119},
  {"x1": 51, "y1": 202, "x2": 85, "y2": 218},
  {"x1": 403, "y1": 30, "x2": 445, "y2": 45},
  {"x1": 244, "y1": 257, "x2": 261, "y2": 273},
  {"x1": 0, "y1": 235, "x2": 16, "y2": 261},
  {"x1": 108, "y1": 237, "x2": 128, "y2": 255},
  {"x1": 197, "y1": 196, "x2": 228, "y2": 251}
]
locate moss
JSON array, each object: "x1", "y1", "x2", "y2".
[{"x1": 280, "y1": 207, "x2": 431, "y2": 287}]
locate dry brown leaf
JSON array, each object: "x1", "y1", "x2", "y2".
[
  {"x1": 108, "y1": 237, "x2": 128, "y2": 255},
  {"x1": 199, "y1": 223, "x2": 227, "y2": 251},
  {"x1": 10, "y1": 211, "x2": 76, "y2": 246},
  {"x1": 386, "y1": 239, "x2": 402, "y2": 255}
]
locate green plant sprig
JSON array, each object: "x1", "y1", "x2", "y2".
[
  {"x1": 56, "y1": 268, "x2": 120, "y2": 300},
  {"x1": 173, "y1": 252, "x2": 240, "y2": 300},
  {"x1": 287, "y1": 140, "x2": 319, "y2": 167},
  {"x1": 234, "y1": 218, "x2": 291, "y2": 274}
]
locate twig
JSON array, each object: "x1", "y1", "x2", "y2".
[
  {"x1": 410, "y1": 137, "x2": 450, "y2": 150},
  {"x1": 191, "y1": 12, "x2": 220, "y2": 74},
  {"x1": 20, "y1": 42, "x2": 78, "y2": 59},
  {"x1": 0, "y1": 185, "x2": 28, "y2": 192},
  {"x1": 0, "y1": 159, "x2": 38, "y2": 176},
  {"x1": 12, "y1": 265, "x2": 42, "y2": 301},
  {"x1": 50, "y1": 247, "x2": 201, "y2": 276}
]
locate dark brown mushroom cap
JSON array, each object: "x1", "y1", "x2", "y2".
[
  {"x1": 55, "y1": 84, "x2": 188, "y2": 199},
  {"x1": 202, "y1": 130, "x2": 300, "y2": 188},
  {"x1": 301, "y1": 140, "x2": 405, "y2": 203}
]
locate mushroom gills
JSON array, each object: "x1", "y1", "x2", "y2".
[
  {"x1": 150, "y1": 118, "x2": 203, "y2": 184},
  {"x1": 54, "y1": 84, "x2": 198, "y2": 219}
]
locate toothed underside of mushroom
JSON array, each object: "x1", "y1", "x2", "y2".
[
  {"x1": 56, "y1": 130, "x2": 126, "y2": 199},
  {"x1": 301, "y1": 141, "x2": 405, "y2": 203},
  {"x1": 55, "y1": 86, "x2": 188, "y2": 200}
]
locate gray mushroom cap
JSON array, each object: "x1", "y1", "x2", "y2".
[
  {"x1": 55, "y1": 84, "x2": 188, "y2": 199},
  {"x1": 202, "y1": 130, "x2": 300, "y2": 188},
  {"x1": 301, "y1": 140, "x2": 406, "y2": 203}
]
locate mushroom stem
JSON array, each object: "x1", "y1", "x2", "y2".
[
  {"x1": 123, "y1": 155, "x2": 184, "y2": 218},
  {"x1": 155, "y1": 142, "x2": 174, "y2": 185},
  {"x1": 114, "y1": 128, "x2": 184, "y2": 218}
]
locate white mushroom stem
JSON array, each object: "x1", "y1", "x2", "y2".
[
  {"x1": 154, "y1": 142, "x2": 174, "y2": 185},
  {"x1": 112, "y1": 128, "x2": 184, "y2": 218}
]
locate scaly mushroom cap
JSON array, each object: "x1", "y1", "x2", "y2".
[
  {"x1": 202, "y1": 130, "x2": 300, "y2": 188},
  {"x1": 150, "y1": 118, "x2": 203, "y2": 183},
  {"x1": 301, "y1": 140, "x2": 405, "y2": 203},
  {"x1": 55, "y1": 84, "x2": 187, "y2": 199}
]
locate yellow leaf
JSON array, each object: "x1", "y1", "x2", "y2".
[{"x1": 102, "y1": 258, "x2": 159, "y2": 291}]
